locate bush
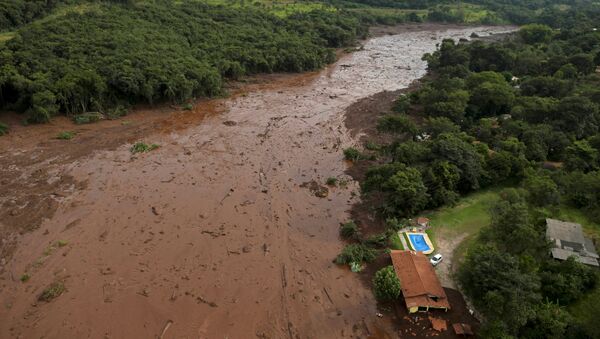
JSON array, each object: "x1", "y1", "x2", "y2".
[
  {"x1": 183, "y1": 103, "x2": 194, "y2": 111},
  {"x1": 364, "y1": 232, "x2": 389, "y2": 248},
  {"x1": 326, "y1": 177, "x2": 338, "y2": 186},
  {"x1": 73, "y1": 112, "x2": 104, "y2": 125},
  {"x1": 373, "y1": 266, "x2": 401, "y2": 301},
  {"x1": 0, "y1": 122, "x2": 8, "y2": 136},
  {"x1": 38, "y1": 282, "x2": 65, "y2": 302},
  {"x1": 344, "y1": 147, "x2": 362, "y2": 161},
  {"x1": 335, "y1": 244, "x2": 377, "y2": 265},
  {"x1": 130, "y1": 142, "x2": 159, "y2": 154},
  {"x1": 340, "y1": 221, "x2": 359, "y2": 239},
  {"x1": 57, "y1": 131, "x2": 75, "y2": 140}
]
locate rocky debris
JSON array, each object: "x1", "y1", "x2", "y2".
[
  {"x1": 223, "y1": 120, "x2": 237, "y2": 126},
  {"x1": 300, "y1": 180, "x2": 329, "y2": 198}
]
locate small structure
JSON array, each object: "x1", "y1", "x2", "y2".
[
  {"x1": 546, "y1": 218, "x2": 599, "y2": 267},
  {"x1": 453, "y1": 323, "x2": 474, "y2": 336},
  {"x1": 429, "y1": 317, "x2": 447, "y2": 332},
  {"x1": 390, "y1": 250, "x2": 451, "y2": 313},
  {"x1": 416, "y1": 217, "x2": 430, "y2": 227}
]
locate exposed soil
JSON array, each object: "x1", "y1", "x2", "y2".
[{"x1": 0, "y1": 24, "x2": 514, "y2": 338}]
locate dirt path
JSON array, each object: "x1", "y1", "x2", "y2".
[{"x1": 0, "y1": 25, "x2": 515, "y2": 338}]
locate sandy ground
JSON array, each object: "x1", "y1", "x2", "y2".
[{"x1": 0, "y1": 25, "x2": 515, "y2": 338}]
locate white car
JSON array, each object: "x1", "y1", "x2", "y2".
[{"x1": 430, "y1": 254, "x2": 443, "y2": 266}]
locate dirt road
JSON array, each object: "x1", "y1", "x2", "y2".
[{"x1": 0, "y1": 25, "x2": 514, "y2": 338}]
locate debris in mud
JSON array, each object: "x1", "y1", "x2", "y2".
[
  {"x1": 151, "y1": 206, "x2": 160, "y2": 215},
  {"x1": 197, "y1": 296, "x2": 217, "y2": 307},
  {"x1": 38, "y1": 281, "x2": 66, "y2": 302},
  {"x1": 223, "y1": 120, "x2": 237, "y2": 126},
  {"x1": 300, "y1": 180, "x2": 329, "y2": 198}
]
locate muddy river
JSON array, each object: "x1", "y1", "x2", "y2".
[{"x1": 0, "y1": 25, "x2": 515, "y2": 338}]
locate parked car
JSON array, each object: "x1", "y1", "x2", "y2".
[{"x1": 430, "y1": 254, "x2": 443, "y2": 266}]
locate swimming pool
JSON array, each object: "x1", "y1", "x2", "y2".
[{"x1": 406, "y1": 232, "x2": 434, "y2": 254}]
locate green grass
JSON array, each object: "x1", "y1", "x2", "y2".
[
  {"x1": 569, "y1": 279, "x2": 600, "y2": 338},
  {"x1": 198, "y1": 0, "x2": 334, "y2": 17},
  {"x1": 426, "y1": 189, "x2": 500, "y2": 238},
  {"x1": 389, "y1": 232, "x2": 404, "y2": 250},
  {"x1": 0, "y1": 32, "x2": 15, "y2": 45}
]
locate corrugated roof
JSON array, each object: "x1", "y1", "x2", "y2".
[
  {"x1": 390, "y1": 250, "x2": 450, "y2": 310},
  {"x1": 546, "y1": 218, "x2": 585, "y2": 244}
]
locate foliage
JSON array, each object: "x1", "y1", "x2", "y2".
[
  {"x1": 335, "y1": 243, "x2": 377, "y2": 265},
  {"x1": 0, "y1": 1, "x2": 366, "y2": 122},
  {"x1": 326, "y1": 177, "x2": 338, "y2": 186},
  {"x1": 339, "y1": 220, "x2": 359, "y2": 239},
  {"x1": 56, "y1": 131, "x2": 75, "y2": 140},
  {"x1": 372, "y1": 265, "x2": 401, "y2": 301},
  {"x1": 73, "y1": 112, "x2": 103, "y2": 125},
  {"x1": 0, "y1": 121, "x2": 7, "y2": 135},
  {"x1": 130, "y1": 142, "x2": 159, "y2": 154},
  {"x1": 343, "y1": 147, "x2": 362, "y2": 161},
  {"x1": 38, "y1": 281, "x2": 66, "y2": 302}
]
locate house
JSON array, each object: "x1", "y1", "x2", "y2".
[
  {"x1": 546, "y1": 218, "x2": 599, "y2": 267},
  {"x1": 390, "y1": 250, "x2": 451, "y2": 313}
]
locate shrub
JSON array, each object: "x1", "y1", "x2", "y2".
[
  {"x1": 0, "y1": 122, "x2": 8, "y2": 136},
  {"x1": 340, "y1": 221, "x2": 359, "y2": 239},
  {"x1": 20, "y1": 274, "x2": 30, "y2": 282},
  {"x1": 183, "y1": 103, "x2": 194, "y2": 110},
  {"x1": 373, "y1": 266, "x2": 401, "y2": 301},
  {"x1": 73, "y1": 112, "x2": 103, "y2": 124},
  {"x1": 130, "y1": 142, "x2": 159, "y2": 154},
  {"x1": 106, "y1": 105, "x2": 128, "y2": 120},
  {"x1": 57, "y1": 131, "x2": 75, "y2": 140},
  {"x1": 335, "y1": 244, "x2": 377, "y2": 265},
  {"x1": 364, "y1": 232, "x2": 389, "y2": 248},
  {"x1": 344, "y1": 147, "x2": 361, "y2": 161},
  {"x1": 326, "y1": 177, "x2": 338, "y2": 186},
  {"x1": 38, "y1": 282, "x2": 65, "y2": 301}
]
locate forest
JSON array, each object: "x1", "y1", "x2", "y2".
[
  {"x1": 2, "y1": 0, "x2": 600, "y2": 125},
  {"x1": 0, "y1": 0, "x2": 371, "y2": 123},
  {"x1": 342, "y1": 10, "x2": 600, "y2": 339}
]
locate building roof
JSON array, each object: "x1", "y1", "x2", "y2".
[
  {"x1": 546, "y1": 218, "x2": 599, "y2": 267},
  {"x1": 390, "y1": 250, "x2": 450, "y2": 310},
  {"x1": 546, "y1": 219, "x2": 586, "y2": 244},
  {"x1": 416, "y1": 217, "x2": 430, "y2": 225},
  {"x1": 453, "y1": 323, "x2": 474, "y2": 336}
]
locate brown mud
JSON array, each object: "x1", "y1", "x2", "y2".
[{"x1": 0, "y1": 24, "x2": 515, "y2": 338}]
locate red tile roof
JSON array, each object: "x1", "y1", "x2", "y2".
[{"x1": 390, "y1": 250, "x2": 450, "y2": 311}]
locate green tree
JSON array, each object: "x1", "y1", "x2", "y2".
[
  {"x1": 372, "y1": 266, "x2": 401, "y2": 301},
  {"x1": 519, "y1": 24, "x2": 553, "y2": 44},
  {"x1": 381, "y1": 165, "x2": 429, "y2": 216}
]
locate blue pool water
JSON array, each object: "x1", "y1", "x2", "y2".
[{"x1": 408, "y1": 234, "x2": 431, "y2": 252}]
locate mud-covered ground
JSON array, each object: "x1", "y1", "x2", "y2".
[{"x1": 0, "y1": 25, "x2": 515, "y2": 338}]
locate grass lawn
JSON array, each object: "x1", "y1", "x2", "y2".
[
  {"x1": 389, "y1": 232, "x2": 404, "y2": 250},
  {"x1": 426, "y1": 188, "x2": 501, "y2": 239}
]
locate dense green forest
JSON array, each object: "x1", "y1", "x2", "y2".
[
  {"x1": 0, "y1": 0, "x2": 371, "y2": 123},
  {"x1": 341, "y1": 14, "x2": 600, "y2": 339},
  {"x1": 2, "y1": 0, "x2": 599, "y2": 124}
]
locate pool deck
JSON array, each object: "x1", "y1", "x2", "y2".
[{"x1": 400, "y1": 230, "x2": 435, "y2": 255}]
